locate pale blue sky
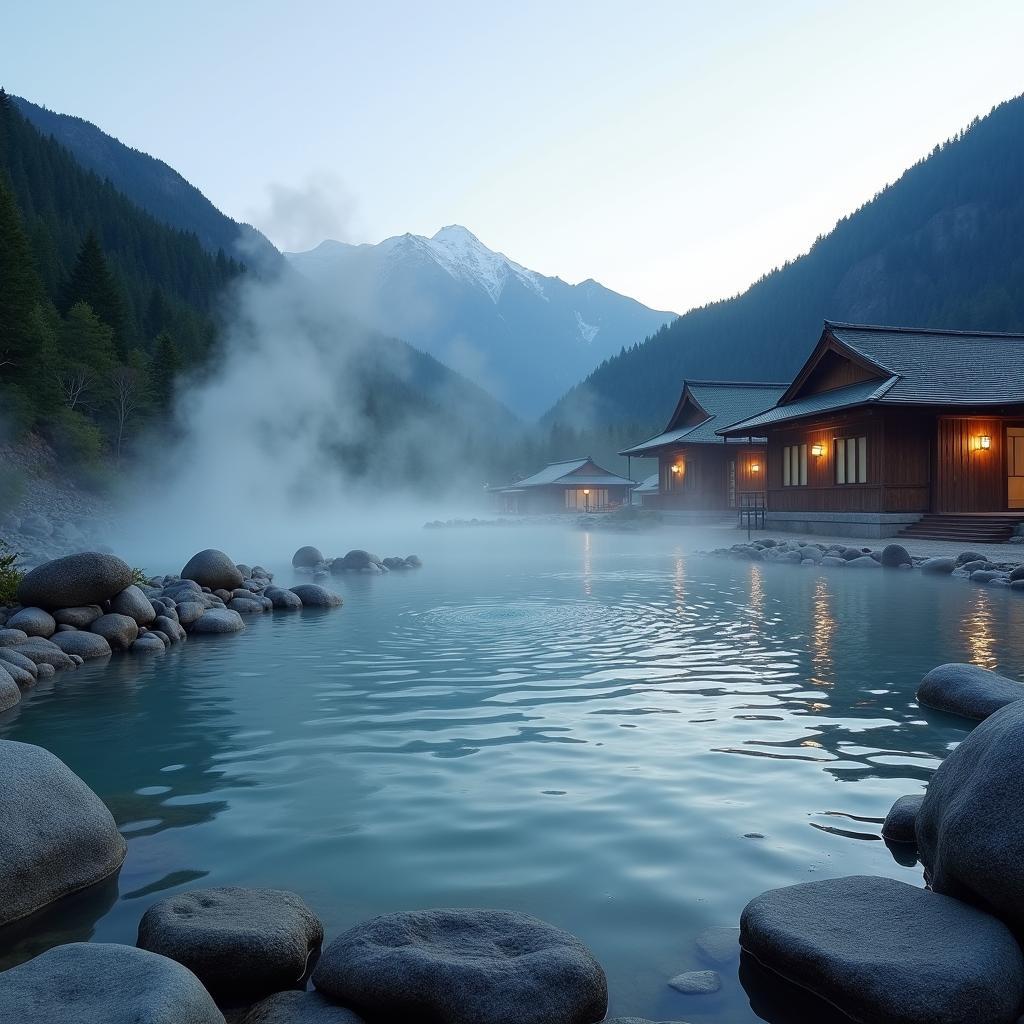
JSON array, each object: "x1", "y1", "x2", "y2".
[{"x1": 4, "y1": 1, "x2": 1024, "y2": 312}]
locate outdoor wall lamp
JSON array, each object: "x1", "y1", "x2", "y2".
[
  {"x1": 810, "y1": 443, "x2": 825, "y2": 457},
  {"x1": 978, "y1": 435, "x2": 991, "y2": 450},
  {"x1": 750, "y1": 462, "x2": 761, "y2": 473},
  {"x1": 670, "y1": 464, "x2": 681, "y2": 474}
]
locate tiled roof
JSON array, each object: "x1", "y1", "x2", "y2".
[
  {"x1": 634, "y1": 473, "x2": 659, "y2": 493},
  {"x1": 499, "y1": 458, "x2": 635, "y2": 490},
  {"x1": 621, "y1": 381, "x2": 787, "y2": 454},
  {"x1": 719, "y1": 322, "x2": 1024, "y2": 435}
]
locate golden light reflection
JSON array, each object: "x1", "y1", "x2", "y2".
[
  {"x1": 810, "y1": 577, "x2": 836, "y2": 689},
  {"x1": 582, "y1": 531, "x2": 593, "y2": 597},
  {"x1": 673, "y1": 556, "x2": 686, "y2": 613},
  {"x1": 963, "y1": 588, "x2": 997, "y2": 669},
  {"x1": 801, "y1": 738, "x2": 823, "y2": 748},
  {"x1": 748, "y1": 563, "x2": 764, "y2": 623}
]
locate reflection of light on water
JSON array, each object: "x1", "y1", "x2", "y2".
[
  {"x1": 810, "y1": 577, "x2": 835, "y2": 689},
  {"x1": 964, "y1": 588, "x2": 998, "y2": 668},
  {"x1": 582, "y1": 532, "x2": 593, "y2": 597},
  {"x1": 673, "y1": 556, "x2": 685, "y2": 613},
  {"x1": 748, "y1": 564, "x2": 764, "y2": 622}
]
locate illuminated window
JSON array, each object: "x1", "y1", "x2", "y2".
[
  {"x1": 835, "y1": 436, "x2": 867, "y2": 484},
  {"x1": 782, "y1": 444, "x2": 807, "y2": 486}
]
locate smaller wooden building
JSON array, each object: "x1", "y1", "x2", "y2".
[
  {"x1": 493, "y1": 457, "x2": 635, "y2": 514},
  {"x1": 620, "y1": 381, "x2": 788, "y2": 511},
  {"x1": 718, "y1": 321, "x2": 1024, "y2": 538}
]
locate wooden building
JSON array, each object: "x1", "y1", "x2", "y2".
[
  {"x1": 718, "y1": 322, "x2": 1024, "y2": 540},
  {"x1": 620, "y1": 381, "x2": 787, "y2": 511},
  {"x1": 493, "y1": 457, "x2": 635, "y2": 514}
]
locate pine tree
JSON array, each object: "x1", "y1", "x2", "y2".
[
  {"x1": 151, "y1": 330, "x2": 182, "y2": 411},
  {"x1": 0, "y1": 176, "x2": 42, "y2": 383},
  {"x1": 58, "y1": 302, "x2": 118, "y2": 388},
  {"x1": 60, "y1": 231, "x2": 129, "y2": 358}
]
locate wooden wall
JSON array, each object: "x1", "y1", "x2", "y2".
[
  {"x1": 800, "y1": 348, "x2": 881, "y2": 396},
  {"x1": 934, "y1": 416, "x2": 1005, "y2": 513},
  {"x1": 654, "y1": 444, "x2": 765, "y2": 510}
]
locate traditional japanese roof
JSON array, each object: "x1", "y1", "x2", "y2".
[
  {"x1": 620, "y1": 381, "x2": 788, "y2": 455},
  {"x1": 633, "y1": 472, "x2": 659, "y2": 494},
  {"x1": 719, "y1": 322, "x2": 1024, "y2": 436},
  {"x1": 494, "y1": 457, "x2": 635, "y2": 491}
]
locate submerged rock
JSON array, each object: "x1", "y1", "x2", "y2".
[
  {"x1": 918, "y1": 700, "x2": 1024, "y2": 933},
  {"x1": 138, "y1": 887, "x2": 324, "y2": 1003},
  {"x1": 920, "y1": 557, "x2": 955, "y2": 574},
  {"x1": 881, "y1": 543, "x2": 912, "y2": 568},
  {"x1": 0, "y1": 740, "x2": 126, "y2": 926},
  {"x1": 668, "y1": 970, "x2": 720, "y2": 994},
  {"x1": 16, "y1": 551, "x2": 134, "y2": 610},
  {"x1": 312, "y1": 908, "x2": 607, "y2": 1024},
  {"x1": 740, "y1": 874, "x2": 1024, "y2": 1024},
  {"x1": 181, "y1": 549, "x2": 244, "y2": 592},
  {"x1": 695, "y1": 925, "x2": 740, "y2": 963},
  {"x1": 882, "y1": 794, "x2": 924, "y2": 843},
  {"x1": 242, "y1": 990, "x2": 365, "y2": 1023},
  {"x1": 917, "y1": 662, "x2": 1024, "y2": 721},
  {"x1": 0, "y1": 942, "x2": 225, "y2": 1023},
  {"x1": 265, "y1": 587, "x2": 303, "y2": 611},
  {"x1": 290, "y1": 585, "x2": 343, "y2": 609}
]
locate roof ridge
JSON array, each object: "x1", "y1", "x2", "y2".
[
  {"x1": 826, "y1": 320, "x2": 1024, "y2": 340},
  {"x1": 682, "y1": 379, "x2": 791, "y2": 387}
]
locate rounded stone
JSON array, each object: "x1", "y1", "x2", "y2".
[
  {"x1": 137, "y1": 887, "x2": 324, "y2": 1003},
  {"x1": 16, "y1": 551, "x2": 134, "y2": 610},
  {"x1": 229, "y1": 597, "x2": 266, "y2": 614},
  {"x1": 955, "y1": 550, "x2": 987, "y2": 567},
  {"x1": 292, "y1": 546, "x2": 325, "y2": 568},
  {"x1": 0, "y1": 664, "x2": 22, "y2": 711},
  {"x1": 53, "y1": 604, "x2": 104, "y2": 628},
  {"x1": 6, "y1": 606, "x2": 57, "y2": 638},
  {"x1": 0, "y1": 942, "x2": 224, "y2": 1023},
  {"x1": 668, "y1": 969, "x2": 720, "y2": 994},
  {"x1": 917, "y1": 662, "x2": 1024, "y2": 721},
  {"x1": 333, "y1": 550, "x2": 381, "y2": 573},
  {"x1": 90, "y1": 612, "x2": 140, "y2": 651},
  {"x1": 0, "y1": 740, "x2": 126, "y2": 925},
  {"x1": 845, "y1": 555, "x2": 880, "y2": 569},
  {"x1": 176, "y1": 601, "x2": 207, "y2": 627},
  {"x1": 882, "y1": 793, "x2": 924, "y2": 843},
  {"x1": 920, "y1": 557, "x2": 955, "y2": 574},
  {"x1": 404, "y1": 555, "x2": 423, "y2": 568},
  {"x1": 153, "y1": 615, "x2": 185, "y2": 642},
  {"x1": 181, "y1": 549, "x2": 244, "y2": 592},
  {"x1": 12, "y1": 636, "x2": 77, "y2": 670},
  {"x1": 132, "y1": 635, "x2": 166, "y2": 653},
  {"x1": 695, "y1": 925, "x2": 740, "y2": 963},
  {"x1": 312, "y1": 908, "x2": 608, "y2": 1024},
  {"x1": 918, "y1": 700, "x2": 1024, "y2": 933},
  {"x1": 110, "y1": 584, "x2": 158, "y2": 626},
  {"x1": 51, "y1": 630, "x2": 114, "y2": 660},
  {"x1": 881, "y1": 543, "x2": 912, "y2": 568},
  {"x1": 0, "y1": 627, "x2": 28, "y2": 646},
  {"x1": 242, "y1": 990, "x2": 365, "y2": 1023},
  {"x1": 0, "y1": 649, "x2": 36, "y2": 686},
  {"x1": 290, "y1": 585, "x2": 343, "y2": 609},
  {"x1": 740, "y1": 874, "x2": 1024, "y2": 1024},
  {"x1": 266, "y1": 588, "x2": 303, "y2": 611},
  {"x1": 189, "y1": 609, "x2": 246, "y2": 634}
]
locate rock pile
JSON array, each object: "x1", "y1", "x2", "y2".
[
  {"x1": 0, "y1": 550, "x2": 345, "y2": 699},
  {"x1": 290, "y1": 547, "x2": 423, "y2": 576},
  {"x1": 2, "y1": 894, "x2": 619, "y2": 1024}
]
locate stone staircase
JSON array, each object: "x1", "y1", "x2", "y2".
[{"x1": 899, "y1": 513, "x2": 1024, "y2": 544}]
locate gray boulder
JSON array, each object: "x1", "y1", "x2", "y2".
[
  {"x1": 955, "y1": 550, "x2": 987, "y2": 567},
  {"x1": 740, "y1": 875, "x2": 1024, "y2": 1024},
  {"x1": 0, "y1": 627, "x2": 28, "y2": 646},
  {"x1": 971, "y1": 569, "x2": 1006, "y2": 584},
  {"x1": 292, "y1": 546, "x2": 325, "y2": 568},
  {"x1": 917, "y1": 662, "x2": 1024, "y2": 721},
  {"x1": 0, "y1": 649, "x2": 36, "y2": 686},
  {"x1": 51, "y1": 630, "x2": 114, "y2": 660},
  {"x1": 668, "y1": 970, "x2": 720, "y2": 994},
  {"x1": 404, "y1": 555, "x2": 423, "y2": 568},
  {"x1": 176, "y1": 601, "x2": 207, "y2": 627},
  {"x1": 882, "y1": 793, "x2": 924, "y2": 843},
  {"x1": 845, "y1": 555, "x2": 880, "y2": 569},
  {"x1": 266, "y1": 588, "x2": 303, "y2": 611},
  {"x1": 12, "y1": 636, "x2": 77, "y2": 670},
  {"x1": 6, "y1": 606, "x2": 56, "y2": 638},
  {"x1": 53, "y1": 604, "x2": 104, "y2": 628},
  {"x1": 0, "y1": 942, "x2": 225, "y2": 1023},
  {"x1": 918, "y1": 700, "x2": 1024, "y2": 933},
  {"x1": 0, "y1": 740, "x2": 126, "y2": 925},
  {"x1": 229, "y1": 597, "x2": 266, "y2": 614},
  {"x1": 311, "y1": 908, "x2": 608, "y2": 1024},
  {"x1": 243, "y1": 991, "x2": 365, "y2": 1023},
  {"x1": 821, "y1": 555, "x2": 846, "y2": 567},
  {"x1": 1009, "y1": 564, "x2": 1024, "y2": 582},
  {"x1": 181, "y1": 549, "x2": 244, "y2": 591},
  {"x1": 154, "y1": 615, "x2": 186, "y2": 642},
  {"x1": 132, "y1": 635, "x2": 166, "y2": 653},
  {"x1": 137, "y1": 887, "x2": 324, "y2": 1003},
  {"x1": 90, "y1": 612, "x2": 140, "y2": 651},
  {"x1": 290, "y1": 585, "x2": 343, "y2": 609},
  {"x1": 16, "y1": 551, "x2": 133, "y2": 609},
  {"x1": 190, "y1": 609, "x2": 246, "y2": 634},
  {"x1": 332, "y1": 550, "x2": 381, "y2": 573},
  {"x1": 920, "y1": 557, "x2": 955, "y2": 574},
  {"x1": 881, "y1": 543, "x2": 912, "y2": 568},
  {"x1": 111, "y1": 584, "x2": 157, "y2": 626},
  {"x1": 0, "y1": 664, "x2": 22, "y2": 711}
]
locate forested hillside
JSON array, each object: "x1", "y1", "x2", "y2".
[
  {"x1": 547, "y1": 92, "x2": 1024, "y2": 435},
  {"x1": 12, "y1": 95, "x2": 280, "y2": 273}
]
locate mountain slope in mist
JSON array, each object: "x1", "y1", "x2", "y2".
[
  {"x1": 547, "y1": 92, "x2": 1024, "y2": 432},
  {"x1": 287, "y1": 225, "x2": 675, "y2": 418},
  {"x1": 13, "y1": 94, "x2": 280, "y2": 273}
]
